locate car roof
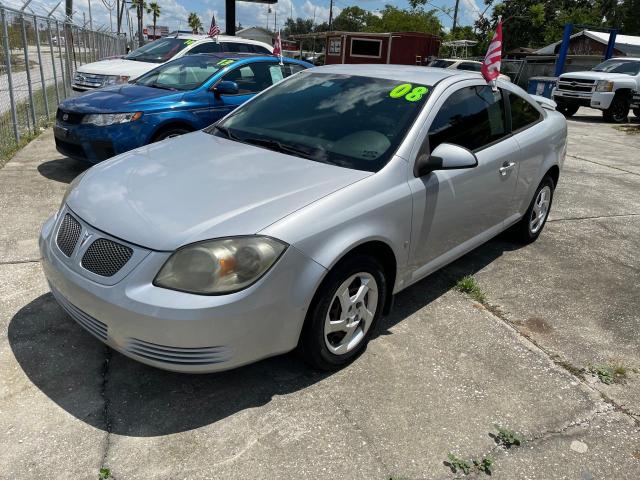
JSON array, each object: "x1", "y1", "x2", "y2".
[
  {"x1": 439, "y1": 58, "x2": 480, "y2": 63},
  {"x1": 608, "y1": 57, "x2": 640, "y2": 62},
  {"x1": 186, "y1": 53, "x2": 310, "y2": 65},
  {"x1": 311, "y1": 64, "x2": 465, "y2": 84},
  {"x1": 173, "y1": 34, "x2": 270, "y2": 46}
]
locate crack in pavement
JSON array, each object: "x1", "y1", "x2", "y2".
[
  {"x1": 548, "y1": 213, "x2": 640, "y2": 223},
  {"x1": 0, "y1": 258, "x2": 42, "y2": 265},
  {"x1": 99, "y1": 347, "x2": 113, "y2": 473},
  {"x1": 566, "y1": 154, "x2": 640, "y2": 176}
]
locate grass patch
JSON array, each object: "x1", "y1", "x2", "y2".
[
  {"x1": 494, "y1": 424, "x2": 522, "y2": 448},
  {"x1": 614, "y1": 125, "x2": 640, "y2": 135},
  {"x1": 455, "y1": 275, "x2": 486, "y2": 303},
  {"x1": 446, "y1": 453, "x2": 494, "y2": 476},
  {"x1": 98, "y1": 468, "x2": 111, "y2": 479},
  {"x1": 589, "y1": 364, "x2": 629, "y2": 385}
]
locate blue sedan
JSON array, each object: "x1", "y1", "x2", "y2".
[{"x1": 54, "y1": 54, "x2": 312, "y2": 163}]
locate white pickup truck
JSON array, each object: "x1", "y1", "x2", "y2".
[
  {"x1": 552, "y1": 57, "x2": 640, "y2": 123},
  {"x1": 72, "y1": 34, "x2": 273, "y2": 92}
]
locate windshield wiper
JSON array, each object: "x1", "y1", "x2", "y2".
[
  {"x1": 145, "y1": 83, "x2": 177, "y2": 91},
  {"x1": 213, "y1": 125, "x2": 241, "y2": 141},
  {"x1": 243, "y1": 137, "x2": 315, "y2": 159}
]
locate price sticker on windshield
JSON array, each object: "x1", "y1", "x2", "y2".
[
  {"x1": 184, "y1": 39, "x2": 196, "y2": 46},
  {"x1": 389, "y1": 83, "x2": 429, "y2": 102},
  {"x1": 217, "y1": 59, "x2": 236, "y2": 67}
]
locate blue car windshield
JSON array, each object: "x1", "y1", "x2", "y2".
[
  {"x1": 209, "y1": 72, "x2": 432, "y2": 172},
  {"x1": 124, "y1": 38, "x2": 194, "y2": 63},
  {"x1": 135, "y1": 56, "x2": 229, "y2": 91}
]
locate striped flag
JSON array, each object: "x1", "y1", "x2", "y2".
[
  {"x1": 273, "y1": 29, "x2": 283, "y2": 65},
  {"x1": 208, "y1": 13, "x2": 220, "y2": 40},
  {"x1": 481, "y1": 16, "x2": 503, "y2": 85}
]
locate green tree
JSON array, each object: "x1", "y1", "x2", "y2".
[
  {"x1": 331, "y1": 6, "x2": 380, "y2": 32},
  {"x1": 372, "y1": 5, "x2": 443, "y2": 36},
  {"x1": 130, "y1": 0, "x2": 147, "y2": 47},
  {"x1": 188, "y1": 12, "x2": 203, "y2": 34},
  {"x1": 147, "y1": 2, "x2": 161, "y2": 38}
]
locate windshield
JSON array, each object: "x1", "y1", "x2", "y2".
[
  {"x1": 125, "y1": 38, "x2": 195, "y2": 63},
  {"x1": 134, "y1": 55, "x2": 227, "y2": 91},
  {"x1": 429, "y1": 59, "x2": 455, "y2": 68},
  {"x1": 208, "y1": 72, "x2": 431, "y2": 172},
  {"x1": 592, "y1": 59, "x2": 640, "y2": 76}
]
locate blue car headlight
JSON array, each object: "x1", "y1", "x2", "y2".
[
  {"x1": 154, "y1": 236, "x2": 288, "y2": 295},
  {"x1": 82, "y1": 112, "x2": 143, "y2": 126}
]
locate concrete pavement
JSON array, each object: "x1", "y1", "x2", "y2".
[{"x1": 0, "y1": 109, "x2": 638, "y2": 479}]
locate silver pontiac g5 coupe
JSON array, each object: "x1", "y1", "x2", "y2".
[{"x1": 40, "y1": 65, "x2": 567, "y2": 373}]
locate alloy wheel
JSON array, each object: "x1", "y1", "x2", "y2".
[
  {"x1": 529, "y1": 185, "x2": 551, "y2": 234},
  {"x1": 324, "y1": 272, "x2": 378, "y2": 355}
]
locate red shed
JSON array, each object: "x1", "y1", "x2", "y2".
[{"x1": 322, "y1": 31, "x2": 441, "y2": 65}]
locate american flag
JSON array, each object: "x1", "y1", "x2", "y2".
[
  {"x1": 273, "y1": 29, "x2": 283, "y2": 64},
  {"x1": 481, "y1": 16, "x2": 503, "y2": 84},
  {"x1": 208, "y1": 14, "x2": 220, "y2": 38}
]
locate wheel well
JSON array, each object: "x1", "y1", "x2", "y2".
[
  {"x1": 151, "y1": 122, "x2": 195, "y2": 141},
  {"x1": 335, "y1": 241, "x2": 397, "y2": 315},
  {"x1": 614, "y1": 88, "x2": 632, "y2": 100},
  {"x1": 546, "y1": 165, "x2": 560, "y2": 189}
]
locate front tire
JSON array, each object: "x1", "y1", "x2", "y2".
[
  {"x1": 153, "y1": 127, "x2": 192, "y2": 142},
  {"x1": 556, "y1": 102, "x2": 579, "y2": 117},
  {"x1": 510, "y1": 176, "x2": 555, "y2": 244},
  {"x1": 603, "y1": 96, "x2": 629, "y2": 123},
  {"x1": 299, "y1": 255, "x2": 387, "y2": 371}
]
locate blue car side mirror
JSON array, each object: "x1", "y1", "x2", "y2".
[{"x1": 213, "y1": 81, "x2": 240, "y2": 97}]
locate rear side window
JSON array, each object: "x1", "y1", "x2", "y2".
[
  {"x1": 225, "y1": 42, "x2": 253, "y2": 53},
  {"x1": 251, "y1": 45, "x2": 271, "y2": 54},
  {"x1": 509, "y1": 93, "x2": 542, "y2": 131},
  {"x1": 187, "y1": 42, "x2": 222, "y2": 54},
  {"x1": 428, "y1": 85, "x2": 507, "y2": 152},
  {"x1": 457, "y1": 62, "x2": 481, "y2": 72}
]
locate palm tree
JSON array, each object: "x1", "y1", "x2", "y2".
[
  {"x1": 147, "y1": 2, "x2": 161, "y2": 39},
  {"x1": 188, "y1": 12, "x2": 202, "y2": 34},
  {"x1": 130, "y1": 0, "x2": 147, "y2": 47}
]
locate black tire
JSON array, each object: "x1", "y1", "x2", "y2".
[
  {"x1": 633, "y1": 108, "x2": 640, "y2": 119},
  {"x1": 556, "y1": 102, "x2": 579, "y2": 117},
  {"x1": 299, "y1": 255, "x2": 387, "y2": 371},
  {"x1": 153, "y1": 127, "x2": 192, "y2": 142},
  {"x1": 603, "y1": 96, "x2": 629, "y2": 123},
  {"x1": 510, "y1": 175, "x2": 555, "y2": 244}
]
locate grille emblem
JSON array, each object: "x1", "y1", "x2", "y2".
[
  {"x1": 79, "y1": 231, "x2": 93, "y2": 247},
  {"x1": 571, "y1": 82, "x2": 577, "y2": 86},
  {"x1": 62, "y1": 113, "x2": 69, "y2": 121}
]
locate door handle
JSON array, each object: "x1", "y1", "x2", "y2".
[{"x1": 499, "y1": 162, "x2": 516, "y2": 176}]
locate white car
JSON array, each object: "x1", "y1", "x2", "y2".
[
  {"x1": 429, "y1": 58, "x2": 511, "y2": 82},
  {"x1": 72, "y1": 34, "x2": 274, "y2": 91}
]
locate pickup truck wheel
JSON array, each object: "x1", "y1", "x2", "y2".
[
  {"x1": 603, "y1": 96, "x2": 629, "y2": 123},
  {"x1": 556, "y1": 103, "x2": 579, "y2": 117}
]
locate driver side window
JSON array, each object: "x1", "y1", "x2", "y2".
[
  {"x1": 222, "y1": 62, "x2": 281, "y2": 94},
  {"x1": 428, "y1": 85, "x2": 507, "y2": 152}
]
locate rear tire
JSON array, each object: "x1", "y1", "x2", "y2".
[
  {"x1": 299, "y1": 255, "x2": 387, "y2": 371},
  {"x1": 603, "y1": 96, "x2": 629, "y2": 123},
  {"x1": 153, "y1": 127, "x2": 192, "y2": 142},
  {"x1": 556, "y1": 102, "x2": 579, "y2": 117},
  {"x1": 510, "y1": 175, "x2": 555, "y2": 244}
]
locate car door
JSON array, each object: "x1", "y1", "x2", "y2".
[{"x1": 407, "y1": 81, "x2": 520, "y2": 279}]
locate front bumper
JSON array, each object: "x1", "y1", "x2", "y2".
[
  {"x1": 552, "y1": 89, "x2": 615, "y2": 110},
  {"x1": 54, "y1": 120, "x2": 147, "y2": 164},
  {"x1": 39, "y1": 211, "x2": 327, "y2": 373}
]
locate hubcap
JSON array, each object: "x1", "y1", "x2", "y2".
[
  {"x1": 529, "y1": 185, "x2": 551, "y2": 234},
  {"x1": 324, "y1": 272, "x2": 378, "y2": 355}
]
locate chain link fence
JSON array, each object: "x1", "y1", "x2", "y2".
[{"x1": 1, "y1": 4, "x2": 126, "y2": 160}]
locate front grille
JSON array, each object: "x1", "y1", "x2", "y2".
[
  {"x1": 51, "y1": 288, "x2": 108, "y2": 342},
  {"x1": 557, "y1": 78, "x2": 596, "y2": 93},
  {"x1": 124, "y1": 337, "x2": 233, "y2": 365},
  {"x1": 81, "y1": 238, "x2": 133, "y2": 277},
  {"x1": 73, "y1": 71, "x2": 106, "y2": 89},
  {"x1": 55, "y1": 137, "x2": 86, "y2": 159},
  {"x1": 56, "y1": 108, "x2": 84, "y2": 124},
  {"x1": 56, "y1": 214, "x2": 82, "y2": 257}
]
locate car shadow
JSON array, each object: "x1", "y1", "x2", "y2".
[
  {"x1": 8, "y1": 232, "x2": 522, "y2": 437},
  {"x1": 37, "y1": 158, "x2": 87, "y2": 184}
]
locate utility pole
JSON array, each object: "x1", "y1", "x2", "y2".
[
  {"x1": 87, "y1": 0, "x2": 93, "y2": 29},
  {"x1": 328, "y1": 0, "x2": 333, "y2": 30},
  {"x1": 65, "y1": 0, "x2": 72, "y2": 22},
  {"x1": 452, "y1": 0, "x2": 459, "y2": 33}
]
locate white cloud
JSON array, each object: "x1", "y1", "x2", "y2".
[{"x1": 460, "y1": 0, "x2": 482, "y2": 23}]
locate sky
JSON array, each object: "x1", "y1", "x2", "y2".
[{"x1": 3, "y1": 0, "x2": 485, "y2": 35}]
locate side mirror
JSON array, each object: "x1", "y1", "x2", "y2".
[
  {"x1": 414, "y1": 142, "x2": 478, "y2": 177},
  {"x1": 213, "y1": 81, "x2": 239, "y2": 97}
]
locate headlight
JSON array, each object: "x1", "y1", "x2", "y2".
[
  {"x1": 60, "y1": 170, "x2": 87, "y2": 210},
  {"x1": 595, "y1": 80, "x2": 614, "y2": 92},
  {"x1": 82, "y1": 112, "x2": 142, "y2": 126},
  {"x1": 103, "y1": 75, "x2": 130, "y2": 86},
  {"x1": 154, "y1": 236, "x2": 288, "y2": 295}
]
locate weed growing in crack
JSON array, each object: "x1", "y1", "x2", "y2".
[
  {"x1": 98, "y1": 468, "x2": 111, "y2": 479},
  {"x1": 455, "y1": 275, "x2": 486, "y2": 303},
  {"x1": 446, "y1": 453, "x2": 494, "y2": 476},
  {"x1": 493, "y1": 424, "x2": 522, "y2": 448},
  {"x1": 590, "y1": 364, "x2": 628, "y2": 384}
]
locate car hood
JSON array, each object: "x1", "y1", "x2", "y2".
[
  {"x1": 76, "y1": 58, "x2": 158, "y2": 79},
  {"x1": 559, "y1": 71, "x2": 633, "y2": 82},
  {"x1": 59, "y1": 84, "x2": 184, "y2": 112},
  {"x1": 67, "y1": 131, "x2": 371, "y2": 251}
]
